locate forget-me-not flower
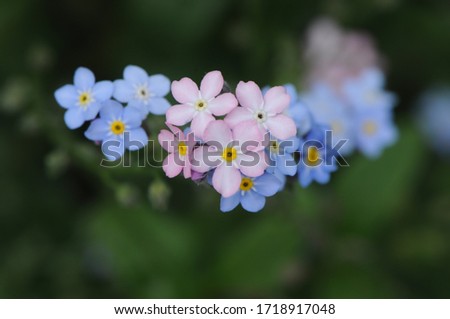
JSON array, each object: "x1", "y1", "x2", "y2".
[
  {"x1": 113, "y1": 65, "x2": 171, "y2": 118},
  {"x1": 54, "y1": 67, "x2": 113, "y2": 129},
  {"x1": 85, "y1": 100, "x2": 148, "y2": 160},
  {"x1": 266, "y1": 135, "x2": 299, "y2": 190},
  {"x1": 220, "y1": 172, "x2": 282, "y2": 213}
]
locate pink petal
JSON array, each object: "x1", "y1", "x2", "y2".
[
  {"x1": 166, "y1": 104, "x2": 195, "y2": 126},
  {"x1": 212, "y1": 164, "x2": 241, "y2": 198},
  {"x1": 224, "y1": 107, "x2": 254, "y2": 128},
  {"x1": 265, "y1": 114, "x2": 297, "y2": 140},
  {"x1": 200, "y1": 70, "x2": 224, "y2": 100},
  {"x1": 163, "y1": 153, "x2": 184, "y2": 178},
  {"x1": 203, "y1": 119, "x2": 233, "y2": 149},
  {"x1": 232, "y1": 121, "x2": 264, "y2": 152},
  {"x1": 236, "y1": 81, "x2": 264, "y2": 110},
  {"x1": 171, "y1": 77, "x2": 199, "y2": 103},
  {"x1": 191, "y1": 111, "x2": 215, "y2": 139},
  {"x1": 264, "y1": 86, "x2": 290, "y2": 114},
  {"x1": 208, "y1": 93, "x2": 238, "y2": 116},
  {"x1": 191, "y1": 145, "x2": 221, "y2": 173},
  {"x1": 182, "y1": 157, "x2": 192, "y2": 179},
  {"x1": 158, "y1": 129, "x2": 176, "y2": 152},
  {"x1": 237, "y1": 151, "x2": 268, "y2": 177},
  {"x1": 166, "y1": 122, "x2": 184, "y2": 139}
]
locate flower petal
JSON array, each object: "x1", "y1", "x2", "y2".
[
  {"x1": 147, "y1": 97, "x2": 171, "y2": 115},
  {"x1": 236, "y1": 81, "x2": 264, "y2": 110},
  {"x1": 123, "y1": 106, "x2": 143, "y2": 128},
  {"x1": 83, "y1": 101, "x2": 101, "y2": 120},
  {"x1": 92, "y1": 81, "x2": 113, "y2": 101},
  {"x1": 74, "y1": 67, "x2": 95, "y2": 90},
  {"x1": 224, "y1": 107, "x2": 254, "y2": 128},
  {"x1": 125, "y1": 127, "x2": 148, "y2": 151},
  {"x1": 54, "y1": 85, "x2": 78, "y2": 109},
  {"x1": 100, "y1": 100, "x2": 123, "y2": 121},
  {"x1": 220, "y1": 192, "x2": 241, "y2": 212},
  {"x1": 85, "y1": 119, "x2": 109, "y2": 141},
  {"x1": 264, "y1": 86, "x2": 290, "y2": 114},
  {"x1": 237, "y1": 151, "x2": 268, "y2": 177},
  {"x1": 158, "y1": 129, "x2": 176, "y2": 153},
  {"x1": 171, "y1": 77, "x2": 199, "y2": 104},
  {"x1": 253, "y1": 173, "x2": 282, "y2": 196},
  {"x1": 113, "y1": 79, "x2": 135, "y2": 102},
  {"x1": 166, "y1": 104, "x2": 195, "y2": 126},
  {"x1": 265, "y1": 114, "x2": 297, "y2": 140},
  {"x1": 191, "y1": 111, "x2": 215, "y2": 139},
  {"x1": 124, "y1": 65, "x2": 148, "y2": 84},
  {"x1": 191, "y1": 145, "x2": 220, "y2": 173},
  {"x1": 212, "y1": 164, "x2": 241, "y2": 198},
  {"x1": 274, "y1": 153, "x2": 297, "y2": 176},
  {"x1": 203, "y1": 119, "x2": 233, "y2": 149},
  {"x1": 232, "y1": 121, "x2": 264, "y2": 152},
  {"x1": 148, "y1": 74, "x2": 170, "y2": 97},
  {"x1": 101, "y1": 136, "x2": 124, "y2": 161},
  {"x1": 200, "y1": 70, "x2": 223, "y2": 100},
  {"x1": 208, "y1": 93, "x2": 238, "y2": 116},
  {"x1": 241, "y1": 190, "x2": 266, "y2": 213},
  {"x1": 163, "y1": 153, "x2": 184, "y2": 178},
  {"x1": 64, "y1": 108, "x2": 84, "y2": 129}
]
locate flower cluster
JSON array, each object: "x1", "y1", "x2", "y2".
[
  {"x1": 54, "y1": 65, "x2": 170, "y2": 160},
  {"x1": 158, "y1": 71, "x2": 340, "y2": 213}
]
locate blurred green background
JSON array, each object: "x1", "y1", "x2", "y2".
[{"x1": 1, "y1": 0, "x2": 450, "y2": 298}]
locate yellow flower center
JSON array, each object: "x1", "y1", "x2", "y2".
[
  {"x1": 178, "y1": 141, "x2": 188, "y2": 156},
  {"x1": 78, "y1": 92, "x2": 92, "y2": 107},
  {"x1": 240, "y1": 177, "x2": 253, "y2": 191},
  {"x1": 195, "y1": 99, "x2": 208, "y2": 111},
  {"x1": 269, "y1": 140, "x2": 279, "y2": 153},
  {"x1": 363, "y1": 121, "x2": 377, "y2": 135},
  {"x1": 222, "y1": 147, "x2": 237, "y2": 162},
  {"x1": 110, "y1": 120, "x2": 125, "y2": 135},
  {"x1": 306, "y1": 146, "x2": 320, "y2": 166}
]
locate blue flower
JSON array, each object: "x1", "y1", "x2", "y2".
[
  {"x1": 113, "y1": 65, "x2": 171, "y2": 118},
  {"x1": 416, "y1": 87, "x2": 450, "y2": 156},
  {"x1": 54, "y1": 67, "x2": 113, "y2": 129},
  {"x1": 220, "y1": 173, "x2": 282, "y2": 213},
  {"x1": 297, "y1": 124, "x2": 337, "y2": 187},
  {"x1": 343, "y1": 67, "x2": 397, "y2": 111},
  {"x1": 301, "y1": 83, "x2": 355, "y2": 156},
  {"x1": 354, "y1": 109, "x2": 397, "y2": 158},
  {"x1": 85, "y1": 100, "x2": 148, "y2": 160},
  {"x1": 284, "y1": 84, "x2": 313, "y2": 137},
  {"x1": 266, "y1": 135, "x2": 299, "y2": 190}
]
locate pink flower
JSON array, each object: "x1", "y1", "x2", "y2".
[
  {"x1": 166, "y1": 71, "x2": 238, "y2": 139},
  {"x1": 158, "y1": 123, "x2": 196, "y2": 179},
  {"x1": 224, "y1": 81, "x2": 297, "y2": 140},
  {"x1": 191, "y1": 120, "x2": 268, "y2": 197}
]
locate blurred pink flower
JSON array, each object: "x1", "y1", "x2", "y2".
[
  {"x1": 166, "y1": 71, "x2": 238, "y2": 139},
  {"x1": 158, "y1": 123, "x2": 196, "y2": 179},
  {"x1": 225, "y1": 81, "x2": 296, "y2": 140},
  {"x1": 192, "y1": 120, "x2": 268, "y2": 197}
]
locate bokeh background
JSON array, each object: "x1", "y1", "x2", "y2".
[{"x1": 1, "y1": 0, "x2": 450, "y2": 298}]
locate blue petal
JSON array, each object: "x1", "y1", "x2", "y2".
[
  {"x1": 147, "y1": 97, "x2": 171, "y2": 115},
  {"x1": 64, "y1": 108, "x2": 84, "y2": 129},
  {"x1": 241, "y1": 190, "x2": 266, "y2": 213},
  {"x1": 99, "y1": 100, "x2": 123, "y2": 121},
  {"x1": 281, "y1": 136, "x2": 300, "y2": 154},
  {"x1": 123, "y1": 106, "x2": 143, "y2": 128},
  {"x1": 313, "y1": 167, "x2": 331, "y2": 184},
  {"x1": 220, "y1": 192, "x2": 241, "y2": 212},
  {"x1": 298, "y1": 165, "x2": 312, "y2": 188},
  {"x1": 276, "y1": 153, "x2": 297, "y2": 176},
  {"x1": 54, "y1": 85, "x2": 78, "y2": 109},
  {"x1": 253, "y1": 173, "x2": 282, "y2": 197},
  {"x1": 83, "y1": 101, "x2": 101, "y2": 121},
  {"x1": 124, "y1": 65, "x2": 148, "y2": 84},
  {"x1": 148, "y1": 74, "x2": 170, "y2": 97},
  {"x1": 74, "y1": 67, "x2": 95, "y2": 90},
  {"x1": 126, "y1": 128, "x2": 148, "y2": 151},
  {"x1": 101, "y1": 136, "x2": 124, "y2": 161},
  {"x1": 85, "y1": 119, "x2": 109, "y2": 141},
  {"x1": 92, "y1": 81, "x2": 113, "y2": 101},
  {"x1": 128, "y1": 100, "x2": 149, "y2": 119},
  {"x1": 113, "y1": 79, "x2": 134, "y2": 103},
  {"x1": 283, "y1": 83, "x2": 298, "y2": 102}
]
